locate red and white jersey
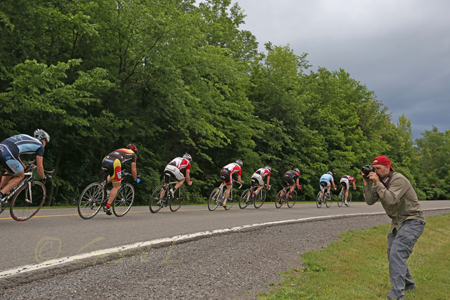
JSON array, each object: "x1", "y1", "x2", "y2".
[
  {"x1": 223, "y1": 163, "x2": 242, "y2": 176},
  {"x1": 254, "y1": 168, "x2": 271, "y2": 178},
  {"x1": 342, "y1": 175, "x2": 355, "y2": 182},
  {"x1": 168, "y1": 157, "x2": 191, "y2": 171}
]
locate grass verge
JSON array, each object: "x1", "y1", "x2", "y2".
[{"x1": 259, "y1": 213, "x2": 450, "y2": 300}]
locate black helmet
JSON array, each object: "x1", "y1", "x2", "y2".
[
  {"x1": 236, "y1": 159, "x2": 243, "y2": 167},
  {"x1": 183, "y1": 153, "x2": 192, "y2": 161},
  {"x1": 126, "y1": 144, "x2": 138, "y2": 154},
  {"x1": 34, "y1": 129, "x2": 50, "y2": 143}
]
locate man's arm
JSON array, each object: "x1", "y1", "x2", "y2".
[
  {"x1": 373, "y1": 175, "x2": 407, "y2": 206},
  {"x1": 186, "y1": 169, "x2": 192, "y2": 185},
  {"x1": 36, "y1": 156, "x2": 45, "y2": 179},
  {"x1": 131, "y1": 162, "x2": 137, "y2": 181},
  {"x1": 237, "y1": 175, "x2": 242, "y2": 183},
  {"x1": 266, "y1": 175, "x2": 270, "y2": 187}
]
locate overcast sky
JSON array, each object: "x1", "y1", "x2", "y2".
[{"x1": 230, "y1": 0, "x2": 450, "y2": 139}]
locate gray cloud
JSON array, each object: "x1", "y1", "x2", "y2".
[{"x1": 235, "y1": 0, "x2": 450, "y2": 138}]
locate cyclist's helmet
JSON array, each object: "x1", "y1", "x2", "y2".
[
  {"x1": 183, "y1": 153, "x2": 192, "y2": 162},
  {"x1": 236, "y1": 159, "x2": 243, "y2": 167},
  {"x1": 34, "y1": 129, "x2": 50, "y2": 143},
  {"x1": 265, "y1": 165, "x2": 271, "y2": 171},
  {"x1": 327, "y1": 171, "x2": 333, "y2": 176},
  {"x1": 126, "y1": 144, "x2": 138, "y2": 154},
  {"x1": 293, "y1": 168, "x2": 300, "y2": 173}
]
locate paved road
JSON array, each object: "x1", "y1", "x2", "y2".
[{"x1": 0, "y1": 200, "x2": 449, "y2": 272}]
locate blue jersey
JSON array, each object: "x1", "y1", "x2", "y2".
[
  {"x1": 2, "y1": 134, "x2": 45, "y2": 156},
  {"x1": 320, "y1": 174, "x2": 334, "y2": 183}
]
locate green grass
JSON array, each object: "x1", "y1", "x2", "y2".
[{"x1": 259, "y1": 213, "x2": 450, "y2": 300}]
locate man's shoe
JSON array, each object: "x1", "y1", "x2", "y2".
[
  {"x1": 222, "y1": 203, "x2": 227, "y2": 209},
  {"x1": 169, "y1": 188, "x2": 175, "y2": 198},
  {"x1": 344, "y1": 199, "x2": 348, "y2": 206},
  {"x1": 104, "y1": 207, "x2": 112, "y2": 215}
]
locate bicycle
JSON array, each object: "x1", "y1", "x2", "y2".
[
  {"x1": 337, "y1": 187, "x2": 352, "y2": 207},
  {"x1": 240, "y1": 183, "x2": 269, "y2": 209},
  {"x1": 275, "y1": 185, "x2": 298, "y2": 208},
  {"x1": 77, "y1": 170, "x2": 136, "y2": 219},
  {"x1": 0, "y1": 161, "x2": 54, "y2": 221},
  {"x1": 316, "y1": 183, "x2": 332, "y2": 208},
  {"x1": 149, "y1": 173, "x2": 190, "y2": 213},
  {"x1": 208, "y1": 179, "x2": 242, "y2": 211}
]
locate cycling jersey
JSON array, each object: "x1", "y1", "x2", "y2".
[
  {"x1": 167, "y1": 157, "x2": 191, "y2": 171},
  {"x1": 320, "y1": 174, "x2": 334, "y2": 187},
  {"x1": 282, "y1": 170, "x2": 299, "y2": 186},
  {"x1": 164, "y1": 157, "x2": 191, "y2": 181},
  {"x1": 342, "y1": 175, "x2": 355, "y2": 182},
  {"x1": 0, "y1": 134, "x2": 45, "y2": 174},
  {"x1": 340, "y1": 175, "x2": 355, "y2": 190},
  {"x1": 102, "y1": 149, "x2": 137, "y2": 182},
  {"x1": 252, "y1": 168, "x2": 271, "y2": 186},
  {"x1": 220, "y1": 163, "x2": 242, "y2": 185}
]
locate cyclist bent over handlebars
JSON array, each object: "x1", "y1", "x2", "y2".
[
  {"x1": 162, "y1": 153, "x2": 193, "y2": 198},
  {"x1": 219, "y1": 159, "x2": 244, "y2": 209},
  {"x1": 280, "y1": 168, "x2": 302, "y2": 200},
  {"x1": 0, "y1": 129, "x2": 51, "y2": 201},
  {"x1": 101, "y1": 144, "x2": 139, "y2": 215}
]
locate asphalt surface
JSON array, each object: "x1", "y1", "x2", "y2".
[
  {"x1": 0, "y1": 201, "x2": 449, "y2": 273},
  {"x1": 0, "y1": 208, "x2": 449, "y2": 299}
]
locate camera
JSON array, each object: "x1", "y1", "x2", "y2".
[{"x1": 361, "y1": 165, "x2": 375, "y2": 179}]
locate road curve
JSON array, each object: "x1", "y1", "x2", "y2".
[{"x1": 0, "y1": 200, "x2": 449, "y2": 274}]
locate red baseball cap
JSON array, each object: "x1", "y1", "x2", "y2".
[{"x1": 372, "y1": 156, "x2": 394, "y2": 171}]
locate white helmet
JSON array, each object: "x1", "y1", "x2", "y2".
[
  {"x1": 183, "y1": 153, "x2": 192, "y2": 162},
  {"x1": 34, "y1": 129, "x2": 50, "y2": 143},
  {"x1": 265, "y1": 165, "x2": 271, "y2": 171},
  {"x1": 327, "y1": 171, "x2": 333, "y2": 176}
]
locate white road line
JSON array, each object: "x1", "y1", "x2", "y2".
[{"x1": 1, "y1": 208, "x2": 449, "y2": 279}]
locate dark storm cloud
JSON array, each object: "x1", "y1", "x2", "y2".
[{"x1": 234, "y1": 0, "x2": 450, "y2": 138}]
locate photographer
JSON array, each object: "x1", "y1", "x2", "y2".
[{"x1": 362, "y1": 156, "x2": 425, "y2": 300}]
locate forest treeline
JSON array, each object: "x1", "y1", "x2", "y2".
[{"x1": 1, "y1": 0, "x2": 448, "y2": 204}]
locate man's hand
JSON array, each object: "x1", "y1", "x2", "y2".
[
  {"x1": 45, "y1": 174, "x2": 52, "y2": 182},
  {"x1": 368, "y1": 171, "x2": 380, "y2": 185}
]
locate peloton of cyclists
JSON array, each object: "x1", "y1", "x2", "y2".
[
  {"x1": 280, "y1": 168, "x2": 302, "y2": 200},
  {"x1": 219, "y1": 159, "x2": 244, "y2": 209},
  {"x1": 0, "y1": 129, "x2": 51, "y2": 201},
  {"x1": 247, "y1": 165, "x2": 271, "y2": 199},
  {"x1": 318, "y1": 171, "x2": 336, "y2": 202},
  {"x1": 163, "y1": 153, "x2": 193, "y2": 198},
  {"x1": 340, "y1": 175, "x2": 356, "y2": 206},
  {"x1": 101, "y1": 144, "x2": 139, "y2": 215}
]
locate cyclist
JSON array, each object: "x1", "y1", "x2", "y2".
[
  {"x1": 247, "y1": 165, "x2": 271, "y2": 199},
  {"x1": 219, "y1": 159, "x2": 243, "y2": 209},
  {"x1": 0, "y1": 129, "x2": 51, "y2": 201},
  {"x1": 163, "y1": 153, "x2": 193, "y2": 198},
  {"x1": 101, "y1": 144, "x2": 139, "y2": 215},
  {"x1": 280, "y1": 168, "x2": 302, "y2": 200},
  {"x1": 340, "y1": 175, "x2": 356, "y2": 206},
  {"x1": 318, "y1": 171, "x2": 336, "y2": 202}
]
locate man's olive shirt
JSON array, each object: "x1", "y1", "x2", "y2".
[{"x1": 363, "y1": 172, "x2": 424, "y2": 232}]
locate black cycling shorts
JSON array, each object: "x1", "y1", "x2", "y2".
[{"x1": 283, "y1": 173, "x2": 295, "y2": 186}]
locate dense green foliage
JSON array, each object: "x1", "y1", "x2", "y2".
[{"x1": 0, "y1": 0, "x2": 445, "y2": 204}]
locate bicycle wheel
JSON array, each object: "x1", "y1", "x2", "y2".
[
  {"x1": 275, "y1": 190, "x2": 283, "y2": 208},
  {"x1": 78, "y1": 182, "x2": 104, "y2": 219},
  {"x1": 316, "y1": 191, "x2": 322, "y2": 208},
  {"x1": 224, "y1": 188, "x2": 236, "y2": 210},
  {"x1": 347, "y1": 191, "x2": 352, "y2": 207},
  {"x1": 337, "y1": 190, "x2": 344, "y2": 207},
  {"x1": 239, "y1": 189, "x2": 250, "y2": 209},
  {"x1": 169, "y1": 186, "x2": 185, "y2": 212},
  {"x1": 150, "y1": 185, "x2": 166, "y2": 213},
  {"x1": 208, "y1": 188, "x2": 221, "y2": 211},
  {"x1": 325, "y1": 192, "x2": 332, "y2": 208},
  {"x1": 287, "y1": 190, "x2": 297, "y2": 208},
  {"x1": 112, "y1": 183, "x2": 135, "y2": 217},
  {"x1": 10, "y1": 181, "x2": 46, "y2": 221},
  {"x1": 254, "y1": 189, "x2": 266, "y2": 209}
]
